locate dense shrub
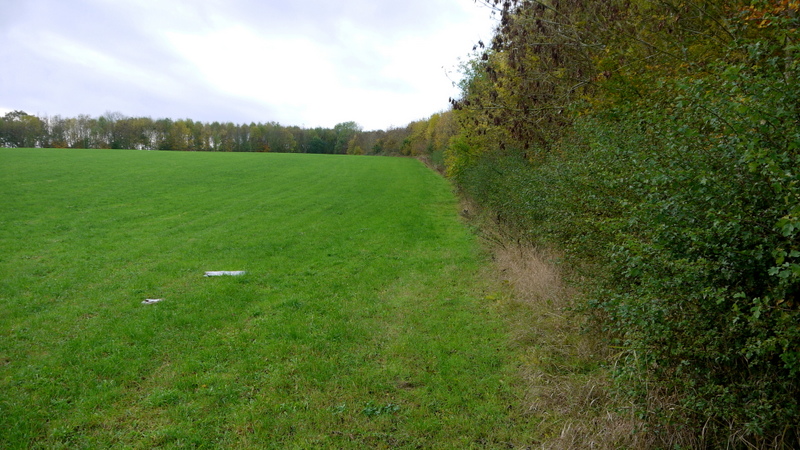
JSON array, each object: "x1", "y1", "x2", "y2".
[{"x1": 450, "y1": 0, "x2": 799, "y2": 446}]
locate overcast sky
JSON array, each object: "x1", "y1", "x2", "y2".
[{"x1": 0, "y1": 0, "x2": 496, "y2": 130}]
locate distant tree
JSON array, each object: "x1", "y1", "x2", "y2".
[
  {"x1": 286, "y1": 126, "x2": 309, "y2": 153},
  {"x1": 113, "y1": 116, "x2": 150, "y2": 150},
  {"x1": 307, "y1": 127, "x2": 336, "y2": 154},
  {"x1": 43, "y1": 115, "x2": 69, "y2": 148},
  {"x1": 382, "y1": 127, "x2": 408, "y2": 155},
  {"x1": 154, "y1": 118, "x2": 176, "y2": 150},
  {"x1": 431, "y1": 111, "x2": 458, "y2": 151},
  {"x1": 101, "y1": 111, "x2": 128, "y2": 149},
  {"x1": 70, "y1": 115, "x2": 93, "y2": 148},
  {"x1": 215, "y1": 122, "x2": 236, "y2": 152},
  {"x1": 89, "y1": 115, "x2": 110, "y2": 148},
  {"x1": 0, "y1": 111, "x2": 46, "y2": 148},
  {"x1": 246, "y1": 123, "x2": 266, "y2": 152},
  {"x1": 346, "y1": 131, "x2": 368, "y2": 155},
  {"x1": 401, "y1": 119, "x2": 430, "y2": 156},
  {"x1": 231, "y1": 123, "x2": 249, "y2": 151},
  {"x1": 264, "y1": 122, "x2": 297, "y2": 153},
  {"x1": 186, "y1": 119, "x2": 209, "y2": 151},
  {"x1": 171, "y1": 120, "x2": 192, "y2": 151},
  {"x1": 333, "y1": 121, "x2": 362, "y2": 154},
  {"x1": 308, "y1": 135, "x2": 327, "y2": 154}
]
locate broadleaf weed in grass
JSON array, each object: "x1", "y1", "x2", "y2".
[{"x1": 362, "y1": 402, "x2": 400, "y2": 417}]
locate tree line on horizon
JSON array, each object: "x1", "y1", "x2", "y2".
[{"x1": 0, "y1": 109, "x2": 458, "y2": 165}]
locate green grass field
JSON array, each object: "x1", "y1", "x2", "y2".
[{"x1": 0, "y1": 149, "x2": 537, "y2": 448}]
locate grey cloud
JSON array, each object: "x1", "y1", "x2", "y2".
[
  {"x1": 218, "y1": 0, "x2": 473, "y2": 43},
  {"x1": 1, "y1": 0, "x2": 493, "y2": 129}
]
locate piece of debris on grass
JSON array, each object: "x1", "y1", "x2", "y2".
[
  {"x1": 142, "y1": 298, "x2": 163, "y2": 305},
  {"x1": 204, "y1": 271, "x2": 246, "y2": 277}
]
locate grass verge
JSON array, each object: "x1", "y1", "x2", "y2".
[{"x1": 460, "y1": 199, "x2": 648, "y2": 449}]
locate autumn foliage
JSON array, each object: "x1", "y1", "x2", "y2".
[
  {"x1": 3, "y1": 1, "x2": 798, "y2": 444},
  {"x1": 449, "y1": 0, "x2": 799, "y2": 446}
]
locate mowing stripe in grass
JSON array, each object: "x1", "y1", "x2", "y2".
[{"x1": 1, "y1": 149, "x2": 538, "y2": 448}]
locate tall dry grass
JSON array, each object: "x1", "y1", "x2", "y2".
[
  {"x1": 493, "y1": 243, "x2": 648, "y2": 449},
  {"x1": 462, "y1": 196, "x2": 651, "y2": 448}
]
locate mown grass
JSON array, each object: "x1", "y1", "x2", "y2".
[{"x1": 0, "y1": 149, "x2": 541, "y2": 448}]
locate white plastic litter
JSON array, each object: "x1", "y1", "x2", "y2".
[
  {"x1": 142, "y1": 298, "x2": 163, "y2": 305},
  {"x1": 204, "y1": 271, "x2": 247, "y2": 277}
]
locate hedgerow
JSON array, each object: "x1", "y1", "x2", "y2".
[{"x1": 449, "y1": 0, "x2": 799, "y2": 446}]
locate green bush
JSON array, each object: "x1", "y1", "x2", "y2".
[
  {"x1": 450, "y1": 4, "x2": 799, "y2": 444},
  {"x1": 591, "y1": 42, "x2": 800, "y2": 443},
  {"x1": 552, "y1": 45, "x2": 798, "y2": 442}
]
